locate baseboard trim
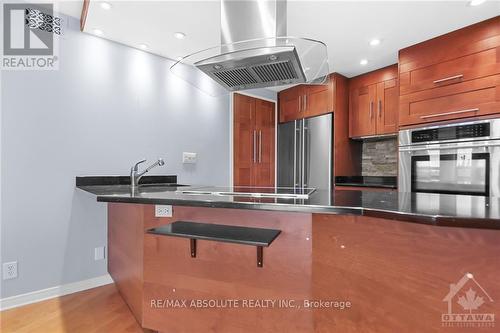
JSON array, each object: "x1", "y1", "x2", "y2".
[{"x1": 0, "y1": 274, "x2": 114, "y2": 311}]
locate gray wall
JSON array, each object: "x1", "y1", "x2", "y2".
[
  {"x1": 361, "y1": 137, "x2": 398, "y2": 176},
  {"x1": 0, "y1": 15, "x2": 275, "y2": 298}
]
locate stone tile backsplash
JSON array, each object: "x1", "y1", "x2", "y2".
[{"x1": 362, "y1": 137, "x2": 398, "y2": 176}]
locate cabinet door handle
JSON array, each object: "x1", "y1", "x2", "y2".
[
  {"x1": 303, "y1": 94, "x2": 307, "y2": 112},
  {"x1": 378, "y1": 100, "x2": 382, "y2": 117},
  {"x1": 258, "y1": 130, "x2": 262, "y2": 163},
  {"x1": 369, "y1": 101, "x2": 374, "y2": 119},
  {"x1": 433, "y1": 74, "x2": 463, "y2": 84},
  {"x1": 253, "y1": 130, "x2": 257, "y2": 163},
  {"x1": 420, "y1": 108, "x2": 479, "y2": 119}
]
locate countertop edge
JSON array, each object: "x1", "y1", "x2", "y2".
[{"x1": 89, "y1": 193, "x2": 500, "y2": 231}]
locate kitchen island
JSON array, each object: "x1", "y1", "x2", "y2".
[{"x1": 78, "y1": 178, "x2": 500, "y2": 333}]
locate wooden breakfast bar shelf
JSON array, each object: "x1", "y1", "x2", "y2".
[{"x1": 147, "y1": 221, "x2": 281, "y2": 267}]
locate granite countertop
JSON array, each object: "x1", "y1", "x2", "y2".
[
  {"x1": 335, "y1": 176, "x2": 397, "y2": 189},
  {"x1": 76, "y1": 176, "x2": 500, "y2": 230}
]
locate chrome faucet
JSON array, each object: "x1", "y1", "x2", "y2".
[{"x1": 130, "y1": 158, "x2": 165, "y2": 189}]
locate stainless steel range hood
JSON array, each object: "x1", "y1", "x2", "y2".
[{"x1": 170, "y1": 0, "x2": 329, "y2": 94}]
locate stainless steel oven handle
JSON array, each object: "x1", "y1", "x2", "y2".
[
  {"x1": 399, "y1": 142, "x2": 500, "y2": 152},
  {"x1": 433, "y1": 74, "x2": 463, "y2": 84},
  {"x1": 420, "y1": 108, "x2": 479, "y2": 119}
]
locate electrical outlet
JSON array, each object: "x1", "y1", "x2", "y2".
[
  {"x1": 94, "y1": 246, "x2": 106, "y2": 261},
  {"x1": 155, "y1": 205, "x2": 172, "y2": 217},
  {"x1": 3, "y1": 261, "x2": 18, "y2": 280},
  {"x1": 182, "y1": 152, "x2": 197, "y2": 164}
]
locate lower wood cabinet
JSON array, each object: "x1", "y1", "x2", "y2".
[
  {"x1": 349, "y1": 65, "x2": 399, "y2": 138},
  {"x1": 234, "y1": 93, "x2": 275, "y2": 187}
]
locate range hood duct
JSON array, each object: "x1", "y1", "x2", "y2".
[{"x1": 171, "y1": 0, "x2": 329, "y2": 93}]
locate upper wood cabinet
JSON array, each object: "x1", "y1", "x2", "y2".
[
  {"x1": 233, "y1": 93, "x2": 275, "y2": 187},
  {"x1": 304, "y1": 84, "x2": 334, "y2": 118},
  {"x1": 279, "y1": 85, "x2": 304, "y2": 122},
  {"x1": 399, "y1": 17, "x2": 500, "y2": 126},
  {"x1": 278, "y1": 80, "x2": 334, "y2": 123},
  {"x1": 349, "y1": 65, "x2": 399, "y2": 138}
]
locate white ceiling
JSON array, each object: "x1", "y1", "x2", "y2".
[{"x1": 74, "y1": 1, "x2": 498, "y2": 85}]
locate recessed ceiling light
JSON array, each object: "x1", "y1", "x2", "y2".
[
  {"x1": 469, "y1": 0, "x2": 486, "y2": 6},
  {"x1": 360, "y1": 59, "x2": 368, "y2": 66},
  {"x1": 369, "y1": 38, "x2": 381, "y2": 46},
  {"x1": 100, "y1": 2, "x2": 112, "y2": 10},
  {"x1": 93, "y1": 28, "x2": 103, "y2": 36},
  {"x1": 174, "y1": 32, "x2": 186, "y2": 40},
  {"x1": 138, "y1": 44, "x2": 148, "y2": 50}
]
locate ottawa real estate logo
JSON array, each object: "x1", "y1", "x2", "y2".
[
  {"x1": 442, "y1": 272, "x2": 495, "y2": 328},
  {"x1": 2, "y1": 2, "x2": 61, "y2": 70}
]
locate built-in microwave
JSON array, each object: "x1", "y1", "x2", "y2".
[{"x1": 399, "y1": 119, "x2": 500, "y2": 197}]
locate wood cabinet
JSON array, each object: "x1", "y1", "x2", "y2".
[
  {"x1": 278, "y1": 81, "x2": 334, "y2": 123},
  {"x1": 349, "y1": 65, "x2": 399, "y2": 138},
  {"x1": 278, "y1": 85, "x2": 303, "y2": 122},
  {"x1": 233, "y1": 93, "x2": 275, "y2": 187},
  {"x1": 399, "y1": 17, "x2": 500, "y2": 126},
  {"x1": 304, "y1": 83, "x2": 334, "y2": 118}
]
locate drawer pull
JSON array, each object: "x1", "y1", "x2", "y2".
[
  {"x1": 433, "y1": 74, "x2": 464, "y2": 84},
  {"x1": 420, "y1": 108, "x2": 479, "y2": 119}
]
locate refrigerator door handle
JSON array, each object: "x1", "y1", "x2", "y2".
[
  {"x1": 293, "y1": 121, "x2": 296, "y2": 186},
  {"x1": 302, "y1": 120, "x2": 306, "y2": 188}
]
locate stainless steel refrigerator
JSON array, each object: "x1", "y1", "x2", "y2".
[{"x1": 277, "y1": 113, "x2": 332, "y2": 190}]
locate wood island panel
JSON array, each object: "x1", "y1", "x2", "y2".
[
  {"x1": 108, "y1": 203, "x2": 500, "y2": 333},
  {"x1": 312, "y1": 214, "x2": 500, "y2": 333},
  {"x1": 143, "y1": 206, "x2": 313, "y2": 333}
]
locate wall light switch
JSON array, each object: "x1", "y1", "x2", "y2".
[
  {"x1": 182, "y1": 152, "x2": 197, "y2": 164},
  {"x1": 155, "y1": 205, "x2": 172, "y2": 217},
  {"x1": 94, "y1": 246, "x2": 106, "y2": 261}
]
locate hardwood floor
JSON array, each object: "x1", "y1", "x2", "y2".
[{"x1": 1, "y1": 284, "x2": 146, "y2": 333}]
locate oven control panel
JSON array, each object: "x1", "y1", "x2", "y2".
[{"x1": 411, "y1": 123, "x2": 490, "y2": 143}]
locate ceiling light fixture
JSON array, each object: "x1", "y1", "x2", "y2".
[
  {"x1": 360, "y1": 59, "x2": 368, "y2": 66},
  {"x1": 369, "y1": 38, "x2": 381, "y2": 46},
  {"x1": 469, "y1": 0, "x2": 486, "y2": 6},
  {"x1": 93, "y1": 28, "x2": 103, "y2": 36},
  {"x1": 174, "y1": 32, "x2": 186, "y2": 40},
  {"x1": 138, "y1": 44, "x2": 148, "y2": 50},
  {"x1": 100, "y1": 2, "x2": 112, "y2": 10}
]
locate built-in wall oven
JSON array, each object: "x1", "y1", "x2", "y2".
[{"x1": 399, "y1": 118, "x2": 500, "y2": 197}]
